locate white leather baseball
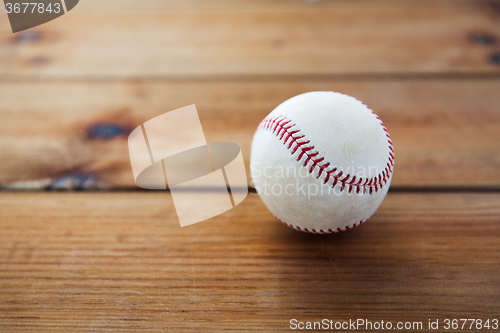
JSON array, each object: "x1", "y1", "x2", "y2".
[{"x1": 251, "y1": 92, "x2": 394, "y2": 233}]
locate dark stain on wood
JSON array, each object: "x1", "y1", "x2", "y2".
[
  {"x1": 83, "y1": 109, "x2": 137, "y2": 141},
  {"x1": 470, "y1": 32, "x2": 497, "y2": 45},
  {"x1": 14, "y1": 31, "x2": 43, "y2": 44},
  {"x1": 490, "y1": 52, "x2": 500, "y2": 65},
  {"x1": 47, "y1": 171, "x2": 103, "y2": 191},
  {"x1": 490, "y1": 0, "x2": 500, "y2": 14},
  {"x1": 87, "y1": 122, "x2": 132, "y2": 140},
  {"x1": 11, "y1": 30, "x2": 60, "y2": 45}
]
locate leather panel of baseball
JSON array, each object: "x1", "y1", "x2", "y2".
[{"x1": 251, "y1": 91, "x2": 394, "y2": 233}]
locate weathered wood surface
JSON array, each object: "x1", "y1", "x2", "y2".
[
  {"x1": 0, "y1": 192, "x2": 499, "y2": 332},
  {"x1": 0, "y1": 0, "x2": 499, "y2": 331},
  {"x1": 0, "y1": 80, "x2": 499, "y2": 189},
  {"x1": 1, "y1": 0, "x2": 499, "y2": 189},
  {"x1": 0, "y1": 0, "x2": 499, "y2": 78}
]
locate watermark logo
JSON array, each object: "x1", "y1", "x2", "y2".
[
  {"x1": 128, "y1": 105, "x2": 248, "y2": 227},
  {"x1": 251, "y1": 162, "x2": 381, "y2": 200},
  {"x1": 3, "y1": 0, "x2": 79, "y2": 33}
]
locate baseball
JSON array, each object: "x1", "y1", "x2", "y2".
[{"x1": 250, "y1": 91, "x2": 394, "y2": 234}]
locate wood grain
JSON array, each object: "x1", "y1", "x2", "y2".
[
  {"x1": 0, "y1": 79, "x2": 499, "y2": 189},
  {"x1": 0, "y1": 1, "x2": 498, "y2": 331},
  {"x1": 0, "y1": 192, "x2": 498, "y2": 332},
  {"x1": 1, "y1": 0, "x2": 499, "y2": 78}
]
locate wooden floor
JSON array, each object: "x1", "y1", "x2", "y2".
[
  {"x1": 0, "y1": 0, "x2": 499, "y2": 331},
  {"x1": 0, "y1": 192, "x2": 499, "y2": 331}
]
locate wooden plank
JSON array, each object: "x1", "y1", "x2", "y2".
[
  {"x1": 0, "y1": 79, "x2": 499, "y2": 189},
  {"x1": 0, "y1": 1, "x2": 499, "y2": 78},
  {"x1": 0, "y1": 192, "x2": 499, "y2": 332}
]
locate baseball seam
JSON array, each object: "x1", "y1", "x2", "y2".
[
  {"x1": 256, "y1": 104, "x2": 394, "y2": 195},
  {"x1": 273, "y1": 213, "x2": 370, "y2": 234}
]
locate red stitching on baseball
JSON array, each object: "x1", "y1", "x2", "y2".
[
  {"x1": 275, "y1": 214, "x2": 369, "y2": 234},
  {"x1": 256, "y1": 101, "x2": 394, "y2": 194}
]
